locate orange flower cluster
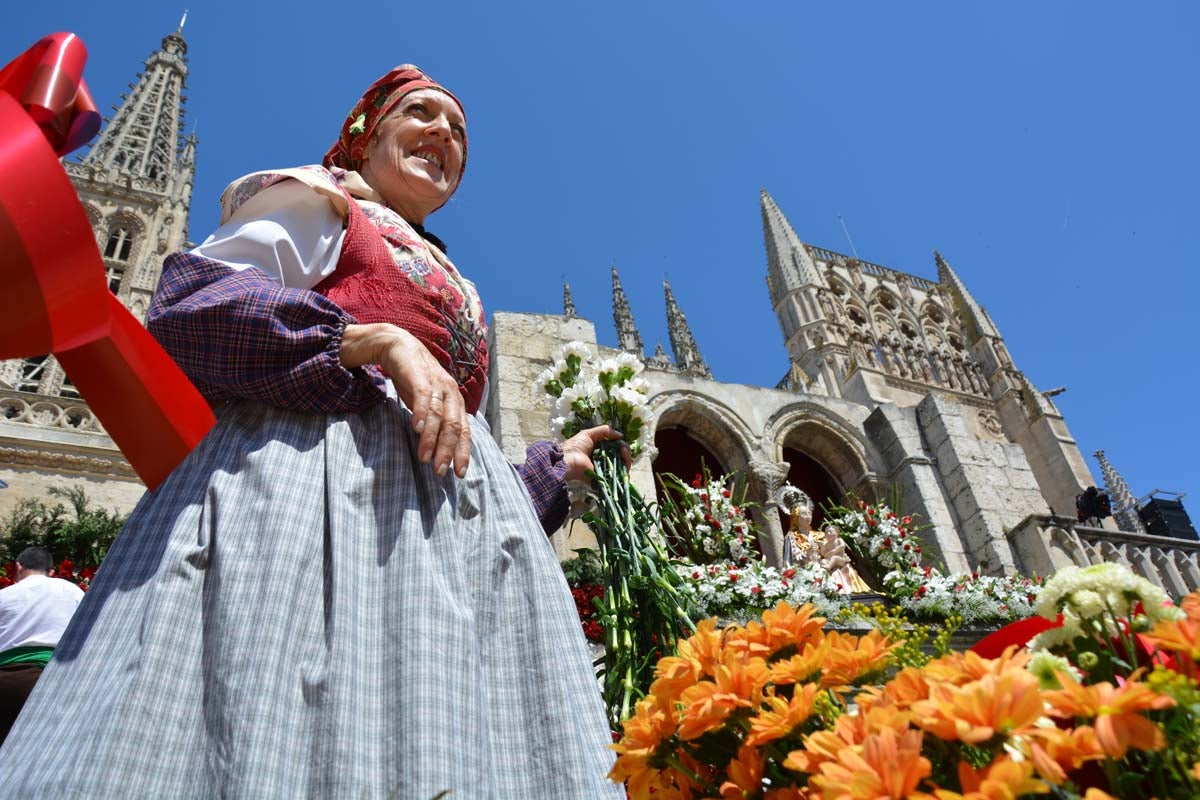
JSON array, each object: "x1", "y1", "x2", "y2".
[{"x1": 611, "y1": 596, "x2": 1200, "y2": 799}]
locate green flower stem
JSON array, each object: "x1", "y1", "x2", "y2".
[{"x1": 587, "y1": 443, "x2": 696, "y2": 730}]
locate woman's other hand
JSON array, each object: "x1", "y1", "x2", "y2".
[
  {"x1": 561, "y1": 425, "x2": 631, "y2": 484},
  {"x1": 341, "y1": 323, "x2": 470, "y2": 478}
]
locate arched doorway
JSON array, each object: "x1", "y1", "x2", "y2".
[{"x1": 652, "y1": 426, "x2": 727, "y2": 504}]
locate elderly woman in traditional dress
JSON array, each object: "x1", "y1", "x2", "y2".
[{"x1": 0, "y1": 66, "x2": 623, "y2": 799}]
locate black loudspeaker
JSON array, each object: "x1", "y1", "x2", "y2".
[{"x1": 1138, "y1": 498, "x2": 1198, "y2": 541}]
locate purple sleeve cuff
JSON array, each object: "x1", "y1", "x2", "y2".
[
  {"x1": 516, "y1": 440, "x2": 570, "y2": 535},
  {"x1": 147, "y1": 251, "x2": 387, "y2": 413}
]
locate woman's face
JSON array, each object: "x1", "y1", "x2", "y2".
[{"x1": 359, "y1": 88, "x2": 466, "y2": 224}]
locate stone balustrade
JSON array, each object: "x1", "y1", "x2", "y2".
[
  {"x1": 0, "y1": 389, "x2": 105, "y2": 435},
  {"x1": 1009, "y1": 514, "x2": 1200, "y2": 599}
]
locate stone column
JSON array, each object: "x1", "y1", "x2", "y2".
[{"x1": 747, "y1": 458, "x2": 790, "y2": 568}]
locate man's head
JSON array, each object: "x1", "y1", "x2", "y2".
[{"x1": 15, "y1": 546, "x2": 52, "y2": 581}]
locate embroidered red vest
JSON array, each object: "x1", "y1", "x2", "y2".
[{"x1": 313, "y1": 194, "x2": 489, "y2": 415}]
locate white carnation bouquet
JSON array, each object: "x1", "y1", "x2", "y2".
[
  {"x1": 538, "y1": 343, "x2": 652, "y2": 459},
  {"x1": 540, "y1": 342, "x2": 694, "y2": 729}
]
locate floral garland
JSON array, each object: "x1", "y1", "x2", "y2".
[
  {"x1": 824, "y1": 499, "x2": 1043, "y2": 625},
  {"x1": 658, "y1": 470, "x2": 757, "y2": 565}
]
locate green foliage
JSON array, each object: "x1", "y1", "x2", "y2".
[
  {"x1": 0, "y1": 485, "x2": 125, "y2": 567},
  {"x1": 560, "y1": 547, "x2": 604, "y2": 587}
]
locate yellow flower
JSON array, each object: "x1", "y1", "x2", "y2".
[
  {"x1": 810, "y1": 727, "x2": 931, "y2": 799},
  {"x1": 911, "y1": 668, "x2": 1044, "y2": 744},
  {"x1": 677, "y1": 654, "x2": 769, "y2": 740},
  {"x1": 1044, "y1": 674, "x2": 1174, "y2": 758},
  {"x1": 746, "y1": 683, "x2": 820, "y2": 747}
]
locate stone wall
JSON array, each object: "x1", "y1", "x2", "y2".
[{"x1": 916, "y1": 394, "x2": 1048, "y2": 574}]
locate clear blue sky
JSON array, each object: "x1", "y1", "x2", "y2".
[{"x1": 7, "y1": 2, "x2": 1198, "y2": 509}]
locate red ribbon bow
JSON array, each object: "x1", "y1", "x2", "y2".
[{"x1": 0, "y1": 33, "x2": 214, "y2": 491}]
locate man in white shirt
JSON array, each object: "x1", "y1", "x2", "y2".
[{"x1": 0, "y1": 547, "x2": 84, "y2": 744}]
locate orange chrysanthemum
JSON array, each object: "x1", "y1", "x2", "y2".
[
  {"x1": 819, "y1": 629, "x2": 899, "y2": 689},
  {"x1": 677, "y1": 654, "x2": 769, "y2": 740},
  {"x1": 746, "y1": 684, "x2": 820, "y2": 747},
  {"x1": 1022, "y1": 725, "x2": 1105, "y2": 785},
  {"x1": 869, "y1": 666, "x2": 934, "y2": 710},
  {"x1": 738, "y1": 601, "x2": 827, "y2": 659},
  {"x1": 1044, "y1": 675, "x2": 1174, "y2": 758},
  {"x1": 911, "y1": 667, "x2": 1045, "y2": 744},
  {"x1": 921, "y1": 647, "x2": 1032, "y2": 687},
  {"x1": 809, "y1": 727, "x2": 931, "y2": 800},
  {"x1": 1141, "y1": 613, "x2": 1200, "y2": 679},
  {"x1": 720, "y1": 743, "x2": 766, "y2": 799},
  {"x1": 911, "y1": 756, "x2": 1048, "y2": 800},
  {"x1": 654, "y1": 618, "x2": 725, "y2": 692},
  {"x1": 786, "y1": 703, "x2": 910, "y2": 775},
  {"x1": 614, "y1": 694, "x2": 677, "y2": 761},
  {"x1": 768, "y1": 639, "x2": 831, "y2": 687}
]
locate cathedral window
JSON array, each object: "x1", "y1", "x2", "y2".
[
  {"x1": 16, "y1": 356, "x2": 47, "y2": 393},
  {"x1": 104, "y1": 227, "x2": 134, "y2": 262},
  {"x1": 105, "y1": 263, "x2": 125, "y2": 294}
]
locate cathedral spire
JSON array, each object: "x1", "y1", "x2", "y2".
[
  {"x1": 562, "y1": 280, "x2": 577, "y2": 317},
  {"x1": 934, "y1": 250, "x2": 1000, "y2": 344},
  {"x1": 1095, "y1": 450, "x2": 1148, "y2": 534},
  {"x1": 664, "y1": 279, "x2": 711, "y2": 378},
  {"x1": 611, "y1": 265, "x2": 643, "y2": 355},
  {"x1": 83, "y1": 26, "x2": 190, "y2": 182},
  {"x1": 760, "y1": 188, "x2": 822, "y2": 306}
]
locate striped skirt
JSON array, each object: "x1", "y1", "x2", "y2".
[{"x1": 0, "y1": 400, "x2": 620, "y2": 799}]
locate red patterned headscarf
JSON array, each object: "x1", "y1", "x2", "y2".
[{"x1": 322, "y1": 64, "x2": 467, "y2": 181}]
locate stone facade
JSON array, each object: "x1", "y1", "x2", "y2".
[
  {"x1": 484, "y1": 191, "x2": 1198, "y2": 599},
  {"x1": 0, "y1": 27, "x2": 194, "y2": 517}
]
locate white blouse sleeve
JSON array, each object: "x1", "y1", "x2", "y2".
[{"x1": 191, "y1": 180, "x2": 345, "y2": 291}]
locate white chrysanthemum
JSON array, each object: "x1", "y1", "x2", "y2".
[
  {"x1": 562, "y1": 341, "x2": 593, "y2": 360},
  {"x1": 626, "y1": 376, "x2": 649, "y2": 395},
  {"x1": 583, "y1": 377, "x2": 606, "y2": 408},
  {"x1": 549, "y1": 416, "x2": 568, "y2": 438},
  {"x1": 594, "y1": 356, "x2": 622, "y2": 377},
  {"x1": 1067, "y1": 589, "x2": 1105, "y2": 619},
  {"x1": 610, "y1": 385, "x2": 646, "y2": 410},
  {"x1": 615, "y1": 351, "x2": 645, "y2": 374}
]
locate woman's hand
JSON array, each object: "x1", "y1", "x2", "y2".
[
  {"x1": 341, "y1": 323, "x2": 470, "y2": 478},
  {"x1": 561, "y1": 425, "x2": 630, "y2": 483}
]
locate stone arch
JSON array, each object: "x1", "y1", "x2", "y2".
[
  {"x1": 767, "y1": 403, "x2": 874, "y2": 503},
  {"x1": 103, "y1": 211, "x2": 147, "y2": 264},
  {"x1": 919, "y1": 299, "x2": 948, "y2": 326},
  {"x1": 647, "y1": 391, "x2": 755, "y2": 480},
  {"x1": 869, "y1": 286, "x2": 901, "y2": 315}
]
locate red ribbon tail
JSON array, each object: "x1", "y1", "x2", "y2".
[{"x1": 57, "y1": 296, "x2": 216, "y2": 491}]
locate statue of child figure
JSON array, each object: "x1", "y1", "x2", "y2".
[{"x1": 781, "y1": 486, "x2": 870, "y2": 594}]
